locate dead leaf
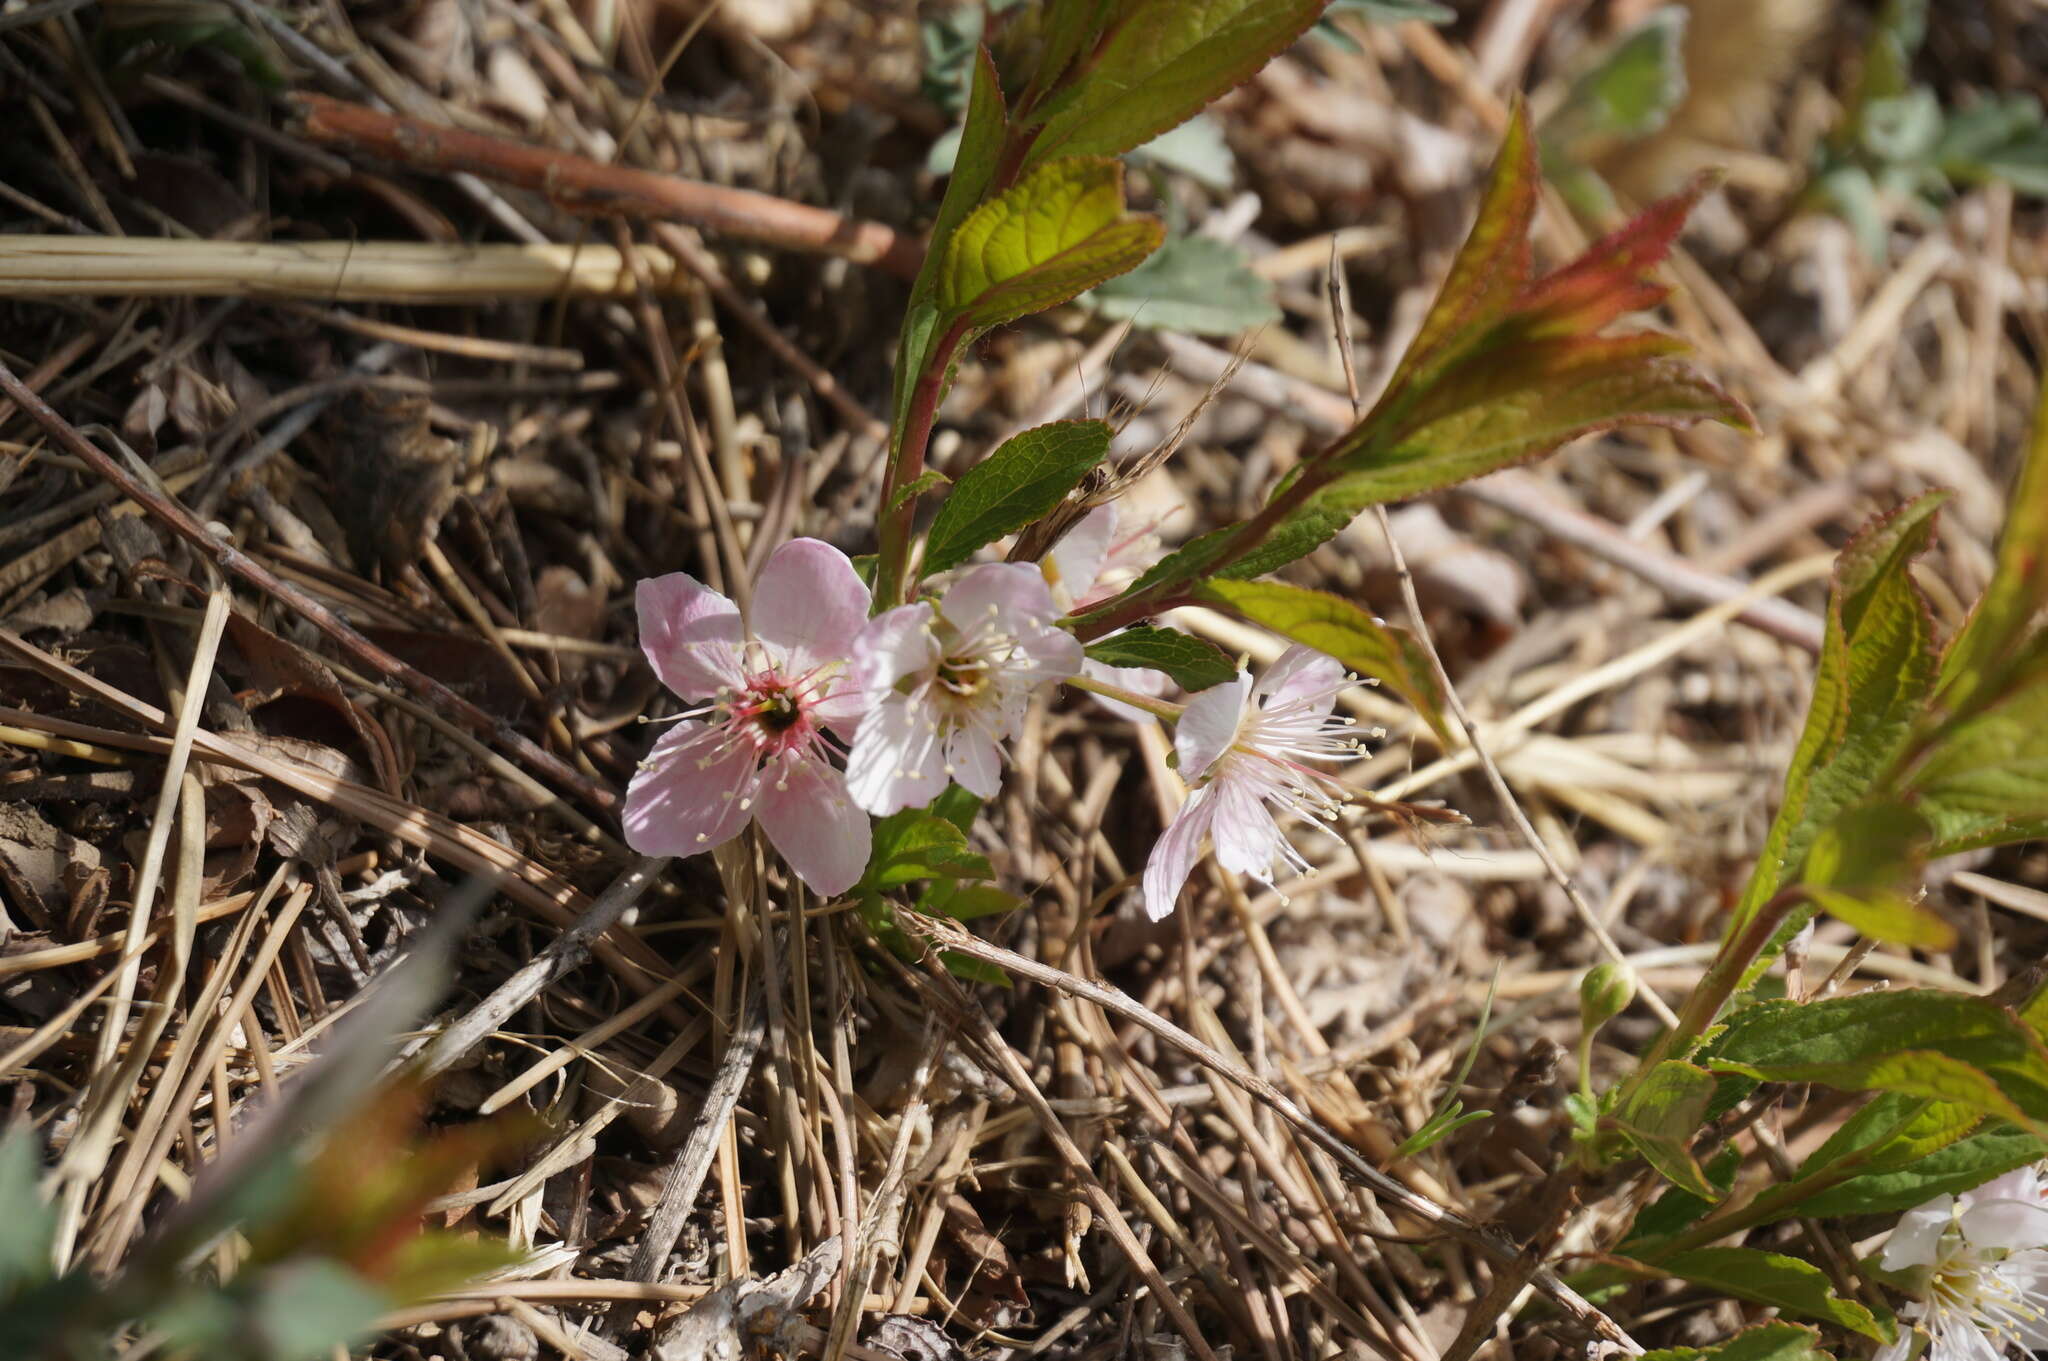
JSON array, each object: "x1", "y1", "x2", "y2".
[
  {"x1": 0, "y1": 803, "x2": 103, "y2": 933},
  {"x1": 652, "y1": 1235, "x2": 841, "y2": 1361}
]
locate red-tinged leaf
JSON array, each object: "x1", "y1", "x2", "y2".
[{"x1": 1513, "y1": 174, "x2": 1708, "y2": 338}]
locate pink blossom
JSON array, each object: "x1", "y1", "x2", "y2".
[
  {"x1": 845, "y1": 563, "x2": 1083, "y2": 815},
  {"x1": 1045, "y1": 502, "x2": 1172, "y2": 722},
  {"x1": 625, "y1": 539, "x2": 871, "y2": 895},
  {"x1": 1143, "y1": 645, "x2": 1363, "y2": 921}
]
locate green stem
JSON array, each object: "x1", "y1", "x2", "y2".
[
  {"x1": 1615, "y1": 886, "x2": 1812, "y2": 1112},
  {"x1": 1065, "y1": 672, "x2": 1187, "y2": 721},
  {"x1": 874, "y1": 315, "x2": 973, "y2": 608}
]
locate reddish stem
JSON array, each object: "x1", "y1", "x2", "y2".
[
  {"x1": 874, "y1": 316, "x2": 974, "y2": 606},
  {"x1": 292, "y1": 95, "x2": 923, "y2": 279}
]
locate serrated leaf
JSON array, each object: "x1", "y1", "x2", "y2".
[
  {"x1": 1708, "y1": 991, "x2": 2048, "y2": 1133},
  {"x1": 1613, "y1": 1061, "x2": 1720, "y2": 1199},
  {"x1": 1021, "y1": 0, "x2": 1325, "y2": 165},
  {"x1": 1799, "y1": 1095, "x2": 1984, "y2": 1184},
  {"x1": 1196, "y1": 578, "x2": 1450, "y2": 743},
  {"x1": 1656, "y1": 1248, "x2": 1888, "y2": 1342},
  {"x1": 1796, "y1": 1112, "x2": 2045, "y2": 1219},
  {"x1": 1728, "y1": 494, "x2": 1947, "y2": 979},
  {"x1": 1542, "y1": 8, "x2": 1689, "y2": 157},
  {"x1": 1806, "y1": 887, "x2": 1956, "y2": 950},
  {"x1": 937, "y1": 158, "x2": 1163, "y2": 335},
  {"x1": 1083, "y1": 625, "x2": 1236, "y2": 692},
  {"x1": 1911, "y1": 682, "x2": 2048, "y2": 855},
  {"x1": 868, "y1": 813, "x2": 993, "y2": 888},
  {"x1": 1082, "y1": 232, "x2": 1278, "y2": 335},
  {"x1": 889, "y1": 469, "x2": 952, "y2": 514},
  {"x1": 923, "y1": 419, "x2": 1110, "y2": 575},
  {"x1": 1640, "y1": 1321, "x2": 1835, "y2": 1361},
  {"x1": 1625, "y1": 1144, "x2": 1741, "y2": 1249}
]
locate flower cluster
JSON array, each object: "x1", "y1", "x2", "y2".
[
  {"x1": 627, "y1": 530, "x2": 1368, "y2": 913},
  {"x1": 1877, "y1": 1163, "x2": 2048, "y2": 1361}
]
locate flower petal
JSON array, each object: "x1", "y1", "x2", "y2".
[
  {"x1": 1045, "y1": 504, "x2": 1115, "y2": 606},
  {"x1": 752, "y1": 538, "x2": 872, "y2": 673},
  {"x1": 1175, "y1": 673, "x2": 1251, "y2": 780},
  {"x1": 756, "y1": 753, "x2": 870, "y2": 896},
  {"x1": 854, "y1": 604, "x2": 941, "y2": 702},
  {"x1": 845, "y1": 696, "x2": 948, "y2": 815},
  {"x1": 1258, "y1": 644, "x2": 1347, "y2": 716},
  {"x1": 623, "y1": 720, "x2": 756, "y2": 856},
  {"x1": 1143, "y1": 786, "x2": 1214, "y2": 922},
  {"x1": 1960, "y1": 1197, "x2": 2048, "y2": 1253},
  {"x1": 1207, "y1": 774, "x2": 1289, "y2": 883},
  {"x1": 1880, "y1": 1196, "x2": 1956, "y2": 1271},
  {"x1": 942, "y1": 562, "x2": 1062, "y2": 630},
  {"x1": 638, "y1": 573, "x2": 745, "y2": 698},
  {"x1": 1009, "y1": 618, "x2": 1085, "y2": 686},
  {"x1": 945, "y1": 725, "x2": 1003, "y2": 800}
]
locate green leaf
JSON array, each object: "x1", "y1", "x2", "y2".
[
  {"x1": 1936, "y1": 369, "x2": 2048, "y2": 717},
  {"x1": 923, "y1": 419, "x2": 1110, "y2": 575},
  {"x1": 867, "y1": 813, "x2": 992, "y2": 888},
  {"x1": 1913, "y1": 677, "x2": 2048, "y2": 856},
  {"x1": 1799, "y1": 1118, "x2": 2046, "y2": 1219},
  {"x1": 1613, "y1": 1061, "x2": 1720, "y2": 1199},
  {"x1": 1656, "y1": 1248, "x2": 1888, "y2": 1342},
  {"x1": 1083, "y1": 626, "x2": 1236, "y2": 692},
  {"x1": 1021, "y1": 0, "x2": 1325, "y2": 165},
  {"x1": 1625, "y1": 1144, "x2": 1741, "y2": 1248},
  {"x1": 247, "y1": 1261, "x2": 392, "y2": 1361},
  {"x1": 895, "y1": 45, "x2": 1011, "y2": 434},
  {"x1": 1130, "y1": 114, "x2": 1237, "y2": 191},
  {"x1": 1327, "y1": 0, "x2": 1455, "y2": 22},
  {"x1": 1640, "y1": 1321, "x2": 1835, "y2": 1361},
  {"x1": 1082, "y1": 232, "x2": 1279, "y2": 335},
  {"x1": 1542, "y1": 8, "x2": 1689, "y2": 155},
  {"x1": 1805, "y1": 887, "x2": 1956, "y2": 951},
  {"x1": 931, "y1": 784, "x2": 983, "y2": 835},
  {"x1": 1799, "y1": 1094, "x2": 1984, "y2": 1183},
  {"x1": 1708, "y1": 991, "x2": 2048, "y2": 1133},
  {"x1": 1937, "y1": 92, "x2": 2048, "y2": 196},
  {"x1": 0, "y1": 1129, "x2": 54, "y2": 1294},
  {"x1": 1728, "y1": 494, "x2": 1947, "y2": 976},
  {"x1": 1197, "y1": 578, "x2": 1450, "y2": 743},
  {"x1": 889, "y1": 469, "x2": 952, "y2": 514},
  {"x1": 941, "y1": 952, "x2": 1013, "y2": 986},
  {"x1": 923, "y1": 882, "x2": 1025, "y2": 921},
  {"x1": 937, "y1": 158, "x2": 1163, "y2": 335}
]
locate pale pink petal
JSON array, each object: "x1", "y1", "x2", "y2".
[
  {"x1": 1143, "y1": 786, "x2": 1214, "y2": 921},
  {"x1": 1175, "y1": 673, "x2": 1250, "y2": 781},
  {"x1": 854, "y1": 604, "x2": 941, "y2": 702},
  {"x1": 1881, "y1": 1197, "x2": 1955, "y2": 1270},
  {"x1": 623, "y1": 720, "x2": 756, "y2": 856},
  {"x1": 942, "y1": 562, "x2": 1061, "y2": 629},
  {"x1": 1009, "y1": 618, "x2": 1084, "y2": 685},
  {"x1": 1207, "y1": 775, "x2": 1289, "y2": 883},
  {"x1": 1257, "y1": 644, "x2": 1347, "y2": 716},
  {"x1": 845, "y1": 696, "x2": 948, "y2": 815},
  {"x1": 751, "y1": 538, "x2": 871, "y2": 673},
  {"x1": 1082, "y1": 657, "x2": 1170, "y2": 723},
  {"x1": 638, "y1": 573, "x2": 744, "y2": 698},
  {"x1": 755, "y1": 752, "x2": 869, "y2": 896},
  {"x1": 1046, "y1": 504, "x2": 1115, "y2": 605},
  {"x1": 945, "y1": 725, "x2": 1003, "y2": 800},
  {"x1": 1968, "y1": 1168, "x2": 2046, "y2": 1208},
  {"x1": 808, "y1": 683, "x2": 868, "y2": 739}
]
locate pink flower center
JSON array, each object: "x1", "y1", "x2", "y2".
[{"x1": 683, "y1": 659, "x2": 843, "y2": 770}]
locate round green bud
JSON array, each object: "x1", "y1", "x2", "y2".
[{"x1": 1579, "y1": 961, "x2": 1637, "y2": 1032}]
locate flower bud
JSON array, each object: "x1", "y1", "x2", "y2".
[{"x1": 1579, "y1": 962, "x2": 1637, "y2": 1033}]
